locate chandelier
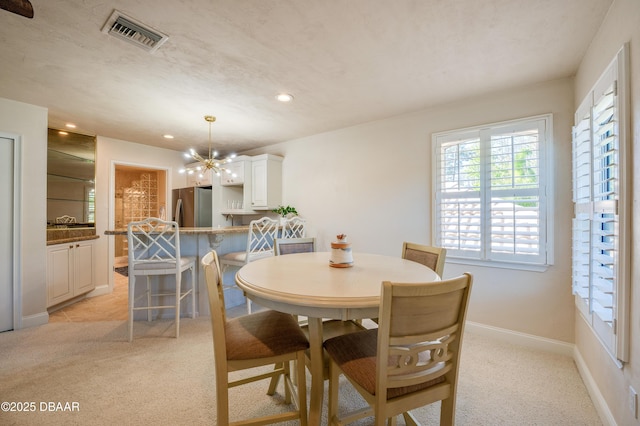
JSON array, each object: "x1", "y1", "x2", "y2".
[{"x1": 179, "y1": 115, "x2": 236, "y2": 178}]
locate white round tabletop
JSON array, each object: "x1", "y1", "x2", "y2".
[{"x1": 235, "y1": 251, "x2": 440, "y2": 315}]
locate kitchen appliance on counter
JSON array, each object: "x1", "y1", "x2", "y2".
[{"x1": 172, "y1": 186, "x2": 212, "y2": 227}]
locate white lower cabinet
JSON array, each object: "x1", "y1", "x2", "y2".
[{"x1": 47, "y1": 240, "x2": 96, "y2": 308}]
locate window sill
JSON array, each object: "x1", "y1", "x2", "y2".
[{"x1": 447, "y1": 257, "x2": 550, "y2": 272}]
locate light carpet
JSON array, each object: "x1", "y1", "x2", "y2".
[{"x1": 0, "y1": 318, "x2": 601, "y2": 425}]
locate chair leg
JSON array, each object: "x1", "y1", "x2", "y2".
[
  {"x1": 146, "y1": 276, "x2": 152, "y2": 322},
  {"x1": 296, "y1": 351, "x2": 308, "y2": 426},
  {"x1": 266, "y1": 364, "x2": 282, "y2": 396},
  {"x1": 128, "y1": 275, "x2": 135, "y2": 342},
  {"x1": 190, "y1": 265, "x2": 196, "y2": 319},
  {"x1": 216, "y1": 373, "x2": 230, "y2": 426},
  {"x1": 246, "y1": 297, "x2": 252, "y2": 314},
  {"x1": 283, "y1": 361, "x2": 292, "y2": 404},
  {"x1": 175, "y1": 272, "x2": 181, "y2": 339},
  {"x1": 440, "y1": 396, "x2": 455, "y2": 426},
  {"x1": 328, "y1": 360, "x2": 339, "y2": 425},
  {"x1": 402, "y1": 411, "x2": 419, "y2": 426}
]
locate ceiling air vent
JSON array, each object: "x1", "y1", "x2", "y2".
[{"x1": 101, "y1": 10, "x2": 169, "y2": 53}]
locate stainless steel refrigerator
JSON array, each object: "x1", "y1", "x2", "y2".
[{"x1": 172, "y1": 186, "x2": 212, "y2": 227}]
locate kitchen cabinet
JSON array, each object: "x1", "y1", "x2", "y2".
[
  {"x1": 185, "y1": 162, "x2": 213, "y2": 187},
  {"x1": 220, "y1": 157, "x2": 248, "y2": 186},
  {"x1": 47, "y1": 240, "x2": 95, "y2": 307},
  {"x1": 251, "y1": 154, "x2": 282, "y2": 210}
]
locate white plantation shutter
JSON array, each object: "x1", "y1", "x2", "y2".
[
  {"x1": 433, "y1": 115, "x2": 550, "y2": 267},
  {"x1": 572, "y1": 97, "x2": 592, "y2": 319},
  {"x1": 571, "y1": 44, "x2": 630, "y2": 362},
  {"x1": 437, "y1": 133, "x2": 482, "y2": 258}
]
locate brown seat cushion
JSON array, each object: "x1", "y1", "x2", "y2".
[
  {"x1": 225, "y1": 310, "x2": 309, "y2": 360},
  {"x1": 323, "y1": 329, "x2": 446, "y2": 399}
]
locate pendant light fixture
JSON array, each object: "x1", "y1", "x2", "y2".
[{"x1": 179, "y1": 115, "x2": 235, "y2": 178}]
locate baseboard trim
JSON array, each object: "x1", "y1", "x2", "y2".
[
  {"x1": 573, "y1": 347, "x2": 617, "y2": 426},
  {"x1": 465, "y1": 321, "x2": 574, "y2": 357},
  {"x1": 20, "y1": 311, "x2": 49, "y2": 329}
]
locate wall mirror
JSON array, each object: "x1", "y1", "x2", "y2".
[{"x1": 47, "y1": 128, "x2": 96, "y2": 227}]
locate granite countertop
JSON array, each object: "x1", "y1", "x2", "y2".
[
  {"x1": 47, "y1": 228, "x2": 100, "y2": 246},
  {"x1": 104, "y1": 226, "x2": 251, "y2": 236}
]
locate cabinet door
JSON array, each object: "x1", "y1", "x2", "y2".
[
  {"x1": 73, "y1": 242, "x2": 95, "y2": 295},
  {"x1": 220, "y1": 162, "x2": 245, "y2": 186},
  {"x1": 186, "y1": 164, "x2": 212, "y2": 187},
  {"x1": 47, "y1": 245, "x2": 73, "y2": 307},
  {"x1": 251, "y1": 159, "x2": 268, "y2": 208},
  {"x1": 251, "y1": 156, "x2": 282, "y2": 210}
]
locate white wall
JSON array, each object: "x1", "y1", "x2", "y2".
[
  {"x1": 245, "y1": 77, "x2": 576, "y2": 343},
  {"x1": 0, "y1": 97, "x2": 48, "y2": 328},
  {"x1": 93, "y1": 136, "x2": 187, "y2": 294},
  {"x1": 573, "y1": 0, "x2": 640, "y2": 424}
]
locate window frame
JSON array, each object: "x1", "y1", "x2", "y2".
[
  {"x1": 432, "y1": 114, "x2": 554, "y2": 272},
  {"x1": 571, "y1": 44, "x2": 630, "y2": 364}
]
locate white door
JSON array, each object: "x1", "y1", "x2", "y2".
[{"x1": 0, "y1": 137, "x2": 14, "y2": 332}]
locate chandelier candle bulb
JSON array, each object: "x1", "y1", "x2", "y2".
[{"x1": 329, "y1": 234, "x2": 353, "y2": 268}]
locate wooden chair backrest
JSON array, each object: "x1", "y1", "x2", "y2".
[
  {"x1": 401, "y1": 241, "x2": 447, "y2": 276},
  {"x1": 274, "y1": 237, "x2": 316, "y2": 256},
  {"x1": 376, "y1": 273, "x2": 473, "y2": 397}
]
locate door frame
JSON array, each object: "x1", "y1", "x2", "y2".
[
  {"x1": 104, "y1": 160, "x2": 171, "y2": 295},
  {"x1": 1, "y1": 131, "x2": 23, "y2": 330}
]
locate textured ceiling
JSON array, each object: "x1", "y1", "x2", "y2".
[{"x1": 0, "y1": 0, "x2": 612, "y2": 156}]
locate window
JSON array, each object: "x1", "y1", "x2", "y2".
[
  {"x1": 572, "y1": 44, "x2": 630, "y2": 363},
  {"x1": 433, "y1": 115, "x2": 552, "y2": 269}
]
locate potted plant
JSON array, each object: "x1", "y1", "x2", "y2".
[{"x1": 272, "y1": 205, "x2": 298, "y2": 224}]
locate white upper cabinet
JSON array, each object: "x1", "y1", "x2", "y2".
[
  {"x1": 185, "y1": 162, "x2": 213, "y2": 187},
  {"x1": 251, "y1": 154, "x2": 282, "y2": 210},
  {"x1": 220, "y1": 158, "x2": 248, "y2": 186}
]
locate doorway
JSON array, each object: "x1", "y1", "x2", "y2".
[
  {"x1": 113, "y1": 165, "x2": 168, "y2": 267},
  {"x1": 0, "y1": 136, "x2": 15, "y2": 332}
]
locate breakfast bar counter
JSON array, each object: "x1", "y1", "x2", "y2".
[
  {"x1": 104, "y1": 225, "x2": 251, "y2": 236},
  {"x1": 104, "y1": 225, "x2": 253, "y2": 315}
]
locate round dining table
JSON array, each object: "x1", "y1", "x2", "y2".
[{"x1": 235, "y1": 251, "x2": 440, "y2": 425}]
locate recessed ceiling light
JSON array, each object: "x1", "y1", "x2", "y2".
[
  {"x1": 65, "y1": 123, "x2": 77, "y2": 129},
  {"x1": 276, "y1": 93, "x2": 294, "y2": 102},
  {"x1": 163, "y1": 134, "x2": 174, "y2": 139},
  {"x1": 58, "y1": 131, "x2": 68, "y2": 135}
]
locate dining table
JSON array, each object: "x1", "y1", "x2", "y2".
[{"x1": 235, "y1": 251, "x2": 440, "y2": 425}]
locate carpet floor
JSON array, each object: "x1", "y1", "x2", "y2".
[{"x1": 0, "y1": 317, "x2": 601, "y2": 425}]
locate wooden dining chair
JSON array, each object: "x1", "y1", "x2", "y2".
[
  {"x1": 126, "y1": 218, "x2": 196, "y2": 342},
  {"x1": 401, "y1": 242, "x2": 447, "y2": 276},
  {"x1": 368, "y1": 242, "x2": 448, "y2": 327},
  {"x1": 202, "y1": 250, "x2": 309, "y2": 426},
  {"x1": 275, "y1": 236, "x2": 315, "y2": 255},
  {"x1": 323, "y1": 273, "x2": 473, "y2": 426}
]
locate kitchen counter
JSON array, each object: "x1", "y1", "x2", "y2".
[
  {"x1": 103, "y1": 225, "x2": 250, "y2": 236},
  {"x1": 47, "y1": 228, "x2": 99, "y2": 245},
  {"x1": 104, "y1": 225, "x2": 253, "y2": 314}
]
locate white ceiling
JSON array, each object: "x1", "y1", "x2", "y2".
[{"x1": 0, "y1": 0, "x2": 612, "y2": 156}]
